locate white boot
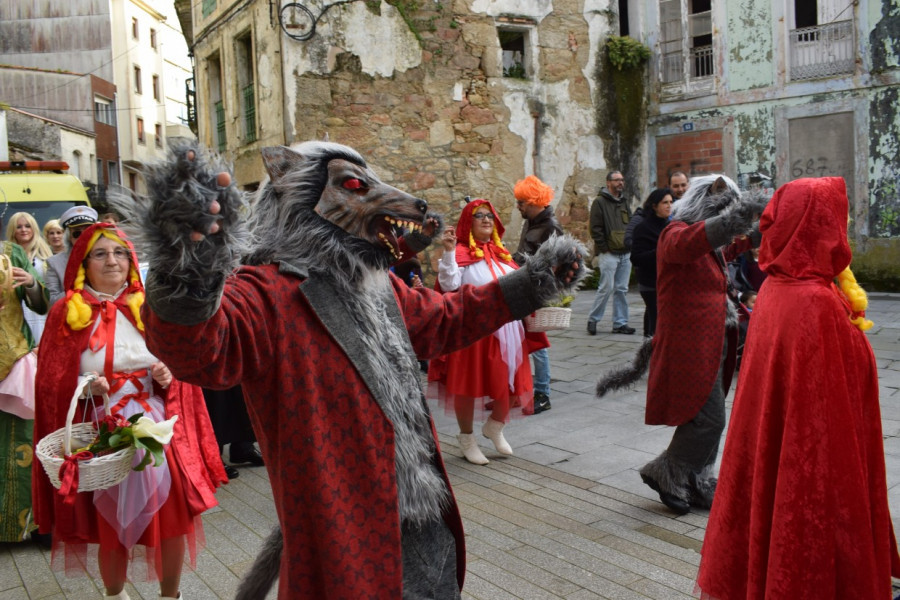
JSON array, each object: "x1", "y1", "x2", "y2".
[
  {"x1": 482, "y1": 418, "x2": 513, "y2": 456},
  {"x1": 103, "y1": 592, "x2": 131, "y2": 600},
  {"x1": 457, "y1": 433, "x2": 489, "y2": 465},
  {"x1": 159, "y1": 592, "x2": 182, "y2": 600}
]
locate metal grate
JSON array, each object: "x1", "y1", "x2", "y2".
[
  {"x1": 215, "y1": 100, "x2": 226, "y2": 152},
  {"x1": 789, "y1": 20, "x2": 854, "y2": 81},
  {"x1": 690, "y1": 45, "x2": 714, "y2": 78}
]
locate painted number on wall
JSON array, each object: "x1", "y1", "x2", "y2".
[{"x1": 791, "y1": 158, "x2": 832, "y2": 178}]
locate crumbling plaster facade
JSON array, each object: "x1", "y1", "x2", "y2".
[
  {"x1": 644, "y1": 0, "x2": 900, "y2": 284},
  {"x1": 193, "y1": 0, "x2": 624, "y2": 269}
]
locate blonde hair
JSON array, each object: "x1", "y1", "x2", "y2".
[
  {"x1": 6, "y1": 212, "x2": 52, "y2": 261},
  {"x1": 65, "y1": 229, "x2": 145, "y2": 333},
  {"x1": 836, "y1": 266, "x2": 873, "y2": 331},
  {"x1": 43, "y1": 219, "x2": 63, "y2": 242}
]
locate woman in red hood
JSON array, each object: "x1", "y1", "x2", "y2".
[
  {"x1": 31, "y1": 223, "x2": 225, "y2": 600},
  {"x1": 427, "y1": 199, "x2": 548, "y2": 465},
  {"x1": 696, "y1": 177, "x2": 900, "y2": 598}
]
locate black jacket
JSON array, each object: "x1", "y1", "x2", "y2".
[
  {"x1": 513, "y1": 206, "x2": 563, "y2": 266},
  {"x1": 630, "y1": 213, "x2": 669, "y2": 290}
]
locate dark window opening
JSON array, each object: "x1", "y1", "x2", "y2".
[
  {"x1": 795, "y1": 0, "x2": 818, "y2": 28},
  {"x1": 618, "y1": 0, "x2": 630, "y2": 36},
  {"x1": 499, "y1": 30, "x2": 527, "y2": 78}
]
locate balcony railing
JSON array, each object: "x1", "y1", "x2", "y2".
[{"x1": 790, "y1": 20, "x2": 854, "y2": 81}]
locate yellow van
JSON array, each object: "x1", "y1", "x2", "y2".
[{"x1": 0, "y1": 160, "x2": 91, "y2": 233}]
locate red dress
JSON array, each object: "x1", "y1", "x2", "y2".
[
  {"x1": 427, "y1": 200, "x2": 548, "y2": 417},
  {"x1": 696, "y1": 177, "x2": 900, "y2": 599}
]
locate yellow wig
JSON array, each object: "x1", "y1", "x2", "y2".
[{"x1": 65, "y1": 229, "x2": 145, "y2": 333}]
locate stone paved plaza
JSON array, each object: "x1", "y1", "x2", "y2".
[{"x1": 3, "y1": 289, "x2": 899, "y2": 599}]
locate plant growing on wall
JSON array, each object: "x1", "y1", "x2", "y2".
[{"x1": 606, "y1": 35, "x2": 650, "y2": 71}]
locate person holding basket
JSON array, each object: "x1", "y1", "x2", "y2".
[{"x1": 31, "y1": 223, "x2": 226, "y2": 600}]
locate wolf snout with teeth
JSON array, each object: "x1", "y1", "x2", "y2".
[{"x1": 313, "y1": 157, "x2": 428, "y2": 261}]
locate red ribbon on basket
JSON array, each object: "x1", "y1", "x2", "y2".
[{"x1": 57, "y1": 450, "x2": 95, "y2": 505}]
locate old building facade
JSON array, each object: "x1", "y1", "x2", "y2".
[{"x1": 187, "y1": 0, "x2": 898, "y2": 285}]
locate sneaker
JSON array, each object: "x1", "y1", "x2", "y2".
[
  {"x1": 612, "y1": 325, "x2": 636, "y2": 335},
  {"x1": 586, "y1": 320, "x2": 597, "y2": 335},
  {"x1": 532, "y1": 392, "x2": 551, "y2": 414}
]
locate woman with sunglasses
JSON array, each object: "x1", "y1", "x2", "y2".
[
  {"x1": 427, "y1": 199, "x2": 548, "y2": 465},
  {"x1": 32, "y1": 223, "x2": 226, "y2": 600}
]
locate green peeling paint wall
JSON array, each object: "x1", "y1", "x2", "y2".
[{"x1": 648, "y1": 0, "x2": 900, "y2": 290}]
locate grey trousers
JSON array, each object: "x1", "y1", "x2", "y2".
[
  {"x1": 401, "y1": 518, "x2": 460, "y2": 600},
  {"x1": 666, "y1": 336, "x2": 729, "y2": 471}
]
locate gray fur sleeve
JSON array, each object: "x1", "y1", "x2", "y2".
[
  {"x1": 499, "y1": 234, "x2": 587, "y2": 319},
  {"x1": 112, "y1": 142, "x2": 251, "y2": 325},
  {"x1": 705, "y1": 190, "x2": 770, "y2": 249}
]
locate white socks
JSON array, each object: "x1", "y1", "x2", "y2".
[
  {"x1": 104, "y1": 592, "x2": 130, "y2": 600},
  {"x1": 457, "y1": 433, "x2": 489, "y2": 465},
  {"x1": 482, "y1": 418, "x2": 513, "y2": 455}
]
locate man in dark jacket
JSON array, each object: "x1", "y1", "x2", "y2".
[
  {"x1": 513, "y1": 175, "x2": 563, "y2": 413},
  {"x1": 587, "y1": 171, "x2": 634, "y2": 335}
]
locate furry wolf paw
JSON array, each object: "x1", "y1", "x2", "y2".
[{"x1": 524, "y1": 234, "x2": 588, "y2": 305}]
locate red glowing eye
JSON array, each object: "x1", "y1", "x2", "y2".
[{"x1": 343, "y1": 178, "x2": 362, "y2": 190}]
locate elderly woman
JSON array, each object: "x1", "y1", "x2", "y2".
[
  {"x1": 32, "y1": 223, "x2": 225, "y2": 600},
  {"x1": 427, "y1": 199, "x2": 548, "y2": 465},
  {"x1": 43, "y1": 219, "x2": 66, "y2": 255},
  {"x1": 0, "y1": 227, "x2": 48, "y2": 543},
  {"x1": 7, "y1": 212, "x2": 53, "y2": 341}
]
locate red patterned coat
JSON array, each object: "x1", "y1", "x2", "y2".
[
  {"x1": 143, "y1": 261, "x2": 530, "y2": 598},
  {"x1": 646, "y1": 220, "x2": 752, "y2": 425}
]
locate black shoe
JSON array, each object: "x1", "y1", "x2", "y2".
[
  {"x1": 229, "y1": 444, "x2": 265, "y2": 466},
  {"x1": 223, "y1": 462, "x2": 239, "y2": 479},
  {"x1": 612, "y1": 325, "x2": 636, "y2": 335},
  {"x1": 30, "y1": 532, "x2": 52, "y2": 549},
  {"x1": 532, "y1": 392, "x2": 551, "y2": 414},
  {"x1": 640, "y1": 473, "x2": 690, "y2": 515},
  {"x1": 586, "y1": 320, "x2": 597, "y2": 335}
]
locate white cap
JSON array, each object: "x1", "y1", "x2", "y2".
[{"x1": 60, "y1": 205, "x2": 98, "y2": 229}]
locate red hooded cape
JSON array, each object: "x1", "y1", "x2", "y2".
[
  {"x1": 696, "y1": 177, "x2": 900, "y2": 598},
  {"x1": 31, "y1": 223, "x2": 225, "y2": 539}
]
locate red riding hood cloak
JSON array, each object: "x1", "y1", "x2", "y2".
[
  {"x1": 31, "y1": 223, "x2": 225, "y2": 547},
  {"x1": 696, "y1": 177, "x2": 900, "y2": 599}
]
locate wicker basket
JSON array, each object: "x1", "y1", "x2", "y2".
[
  {"x1": 524, "y1": 307, "x2": 572, "y2": 333},
  {"x1": 36, "y1": 375, "x2": 136, "y2": 493}
]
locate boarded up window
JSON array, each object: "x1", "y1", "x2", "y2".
[{"x1": 787, "y1": 112, "x2": 854, "y2": 206}]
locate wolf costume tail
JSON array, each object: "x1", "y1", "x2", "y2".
[
  {"x1": 596, "y1": 337, "x2": 653, "y2": 397},
  {"x1": 235, "y1": 525, "x2": 282, "y2": 600}
]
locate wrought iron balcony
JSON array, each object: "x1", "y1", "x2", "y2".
[
  {"x1": 690, "y1": 45, "x2": 714, "y2": 78},
  {"x1": 790, "y1": 20, "x2": 855, "y2": 81}
]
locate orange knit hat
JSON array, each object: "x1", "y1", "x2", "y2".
[{"x1": 513, "y1": 175, "x2": 553, "y2": 208}]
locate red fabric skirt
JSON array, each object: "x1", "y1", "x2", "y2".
[
  {"x1": 49, "y1": 443, "x2": 206, "y2": 582},
  {"x1": 428, "y1": 329, "x2": 533, "y2": 420}
]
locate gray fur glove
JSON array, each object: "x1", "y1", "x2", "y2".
[
  {"x1": 705, "y1": 189, "x2": 770, "y2": 249},
  {"x1": 112, "y1": 142, "x2": 250, "y2": 324},
  {"x1": 499, "y1": 234, "x2": 588, "y2": 319}
]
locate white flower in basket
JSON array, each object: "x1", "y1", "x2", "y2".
[
  {"x1": 524, "y1": 295, "x2": 573, "y2": 333},
  {"x1": 36, "y1": 375, "x2": 177, "y2": 500}
]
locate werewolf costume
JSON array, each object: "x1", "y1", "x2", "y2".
[
  {"x1": 597, "y1": 175, "x2": 768, "y2": 514},
  {"x1": 123, "y1": 142, "x2": 585, "y2": 598},
  {"x1": 696, "y1": 177, "x2": 900, "y2": 599}
]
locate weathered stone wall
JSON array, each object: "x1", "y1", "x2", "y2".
[{"x1": 282, "y1": 0, "x2": 613, "y2": 273}]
